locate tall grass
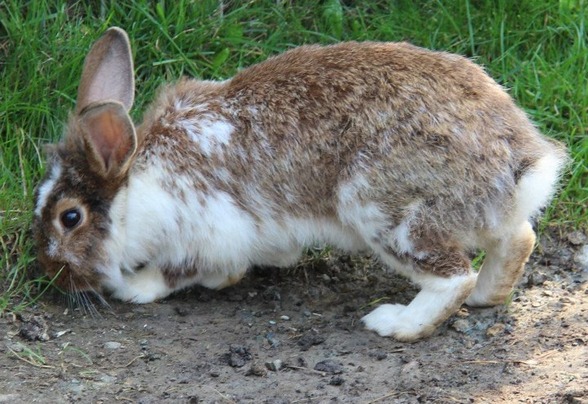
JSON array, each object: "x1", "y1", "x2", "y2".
[{"x1": 1, "y1": 0, "x2": 586, "y2": 311}]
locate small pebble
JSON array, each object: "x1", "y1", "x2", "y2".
[
  {"x1": 486, "y1": 323, "x2": 506, "y2": 337},
  {"x1": 296, "y1": 356, "x2": 308, "y2": 367},
  {"x1": 104, "y1": 341, "x2": 122, "y2": 350},
  {"x1": 451, "y1": 319, "x2": 471, "y2": 333},
  {"x1": 146, "y1": 352, "x2": 162, "y2": 361},
  {"x1": 329, "y1": 375, "x2": 345, "y2": 386},
  {"x1": 174, "y1": 306, "x2": 189, "y2": 316},
  {"x1": 280, "y1": 315, "x2": 290, "y2": 321},
  {"x1": 246, "y1": 362, "x2": 267, "y2": 377},
  {"x1": 560, "y1": 297, "x2": 573, "y2": 304},
  {"x1": 19, "y1": 316, "x2": 50, "y2": 342},
  {"x1": 369, "y1": 350, "x2": 387, "y2": 361},
  {"x1": 297, "y1": 332, "x2": 326, "y2": 351},
  {"x1": 314, "y1": 359, "x2": 343, "y2": 374},
  {"x1": 527, "y1": 271, "x2": 548, "y2": 287},
  {"x1": 265, "y1": 359, "x2": 283, "y2": 371},
  {"x1": 567, "y1": 231, "x2": 587, "y2": 245},
  {"x1": 226, "y1": 345, "x2": 252, "y2": 368},
  {"x1": 266, "y1": 332, "x2": 280, "y2": 347}
]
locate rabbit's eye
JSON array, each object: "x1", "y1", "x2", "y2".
[{"x1": 60, "y1": 208, "x2": 82, "y2": 229}]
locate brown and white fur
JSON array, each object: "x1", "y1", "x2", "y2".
[{"x1": 33, "y1": 27, "x2": 567, "y2": 341}]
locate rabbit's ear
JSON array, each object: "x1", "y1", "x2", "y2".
[
  {"x1": 78, "y1": 101, "x2": 137, "y2": 178},
  {"x1": 76, "y1": 27, "x2": 134, "y2": 113}
]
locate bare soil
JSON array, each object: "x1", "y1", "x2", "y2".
[{"x1": 1, "y1": 227, "x2": 587, "y2": 403}]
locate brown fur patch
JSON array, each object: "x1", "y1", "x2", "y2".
[
  {"x1": 161, "y1": 260, "x2": 199, "y2": 289},
  {"x1": 413, "y1": 250, "x2": 471, "y2": 277}
]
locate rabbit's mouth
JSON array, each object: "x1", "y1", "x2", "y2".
[{"x1": 38, "y1": 252, "x2": 102, "y2": 295}]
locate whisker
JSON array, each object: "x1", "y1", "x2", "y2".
[
  {"x1": 62, "y1": 274, "x2": 111, "y2": 319},
  {"x1": 70, "y1": 277, "x2": 92, "y2": 318},
  {"x1": 67, "y1": 274, "x2": 78, "y2": 314},
  {"x1": 78, "y1": 279, "x2": 105, "y2": 319},
  {"x1": 76, "y1": 291, "x2": 88, "y2": 317},
  {"x1": 87, "y1": 288, "x2": 111, "y2": 315},
  {"x1": 80, "y1": 292, "x2": 94, "y2": 318},
  {"x1": 79, "y1": 290, "x2": 94, "y2": 318}
]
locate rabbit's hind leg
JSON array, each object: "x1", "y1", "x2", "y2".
[{"x1": 466, "y1": 221, "x2": 535, "y2": 307}]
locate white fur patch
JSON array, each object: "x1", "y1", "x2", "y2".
[
  {"x1": 47, "y1": 238, "x2": 59, "y2": 258},
  {"x1": 182, "y1": 119, "x2": 233, "y2": 156},
  {"x1": 100, "y1": 162, "x2": 258, "y2": 301},
  {"x1": 337, "y1": 180, "x2": 425, "y2": 267},
  {"x1": 35, "y1": 163, "x2": 62, "y2": 217}
]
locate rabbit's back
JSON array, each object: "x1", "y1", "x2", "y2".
[{"x1": 138, "y1": 42, "x2": 557, "y2": 235}]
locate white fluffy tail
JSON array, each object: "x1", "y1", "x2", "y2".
[{"x1": 512, "y1": 149, "x2": 567, "y2": 224}]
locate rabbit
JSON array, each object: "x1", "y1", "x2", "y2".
[{"x1": 33, "y1": 27, "x2": 567, "y2": 341}]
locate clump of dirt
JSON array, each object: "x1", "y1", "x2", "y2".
[{"x1": 1, "y1": 227, "x2": 587, "y2": 403}]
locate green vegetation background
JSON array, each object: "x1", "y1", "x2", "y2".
[{"x1": 1, "y1": 0, "x2": 586, "y2": 310}]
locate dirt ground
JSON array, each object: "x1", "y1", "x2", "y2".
[{"x1": 1, "y1": 227, "x2": 587, "y2": 403}]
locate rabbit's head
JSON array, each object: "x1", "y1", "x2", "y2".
[{"x1": 33, "y1": 28, "x2": 136, "y2": 292}]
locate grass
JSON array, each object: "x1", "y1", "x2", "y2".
[{"x1": 0, "y1": 0, "x2": 586, "y2": 312}]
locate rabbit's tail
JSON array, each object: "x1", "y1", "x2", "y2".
[{"x1": 512, "y1": 148, "x2": 568, "y2": 225}]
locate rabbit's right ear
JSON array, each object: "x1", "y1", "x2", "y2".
[
  {"x1": 76, "y1": 27, "x2": 134, "y2": 113},
  {"x1": 78, "y1": 101, "x2": 137, "y2": 178}
]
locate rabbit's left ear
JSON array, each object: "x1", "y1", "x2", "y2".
[
  {"x1": 78, "y1": 101, "x2": 137, "y2": 178},
  {"x1": 76, "y1": 27, "x2": 135, "y2": 113}
]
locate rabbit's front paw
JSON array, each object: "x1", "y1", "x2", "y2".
[
  {"x1": 111, "y1": 266, "x2": 173, "y2": 303},
  {"x1": 362, "y1": 304, "x2": 436, "y2": 342},
  {"x1": 362, "y1": 273, "x2": 477, "y2": 341}
]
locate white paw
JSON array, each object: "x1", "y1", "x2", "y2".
[
  {"x1": 111, "y1": 282, "x2": 170, "y2": 303},
  {"x1": 109, "y1": 266, "x2": 173, "y2": 303},
  {"x1": 361, "y1": 304, "x2": 435, "y2": 342}
]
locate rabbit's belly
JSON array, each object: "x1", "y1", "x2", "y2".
[{"x1": 252, "y1": 216, "x2": 369, "y2": 268}]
